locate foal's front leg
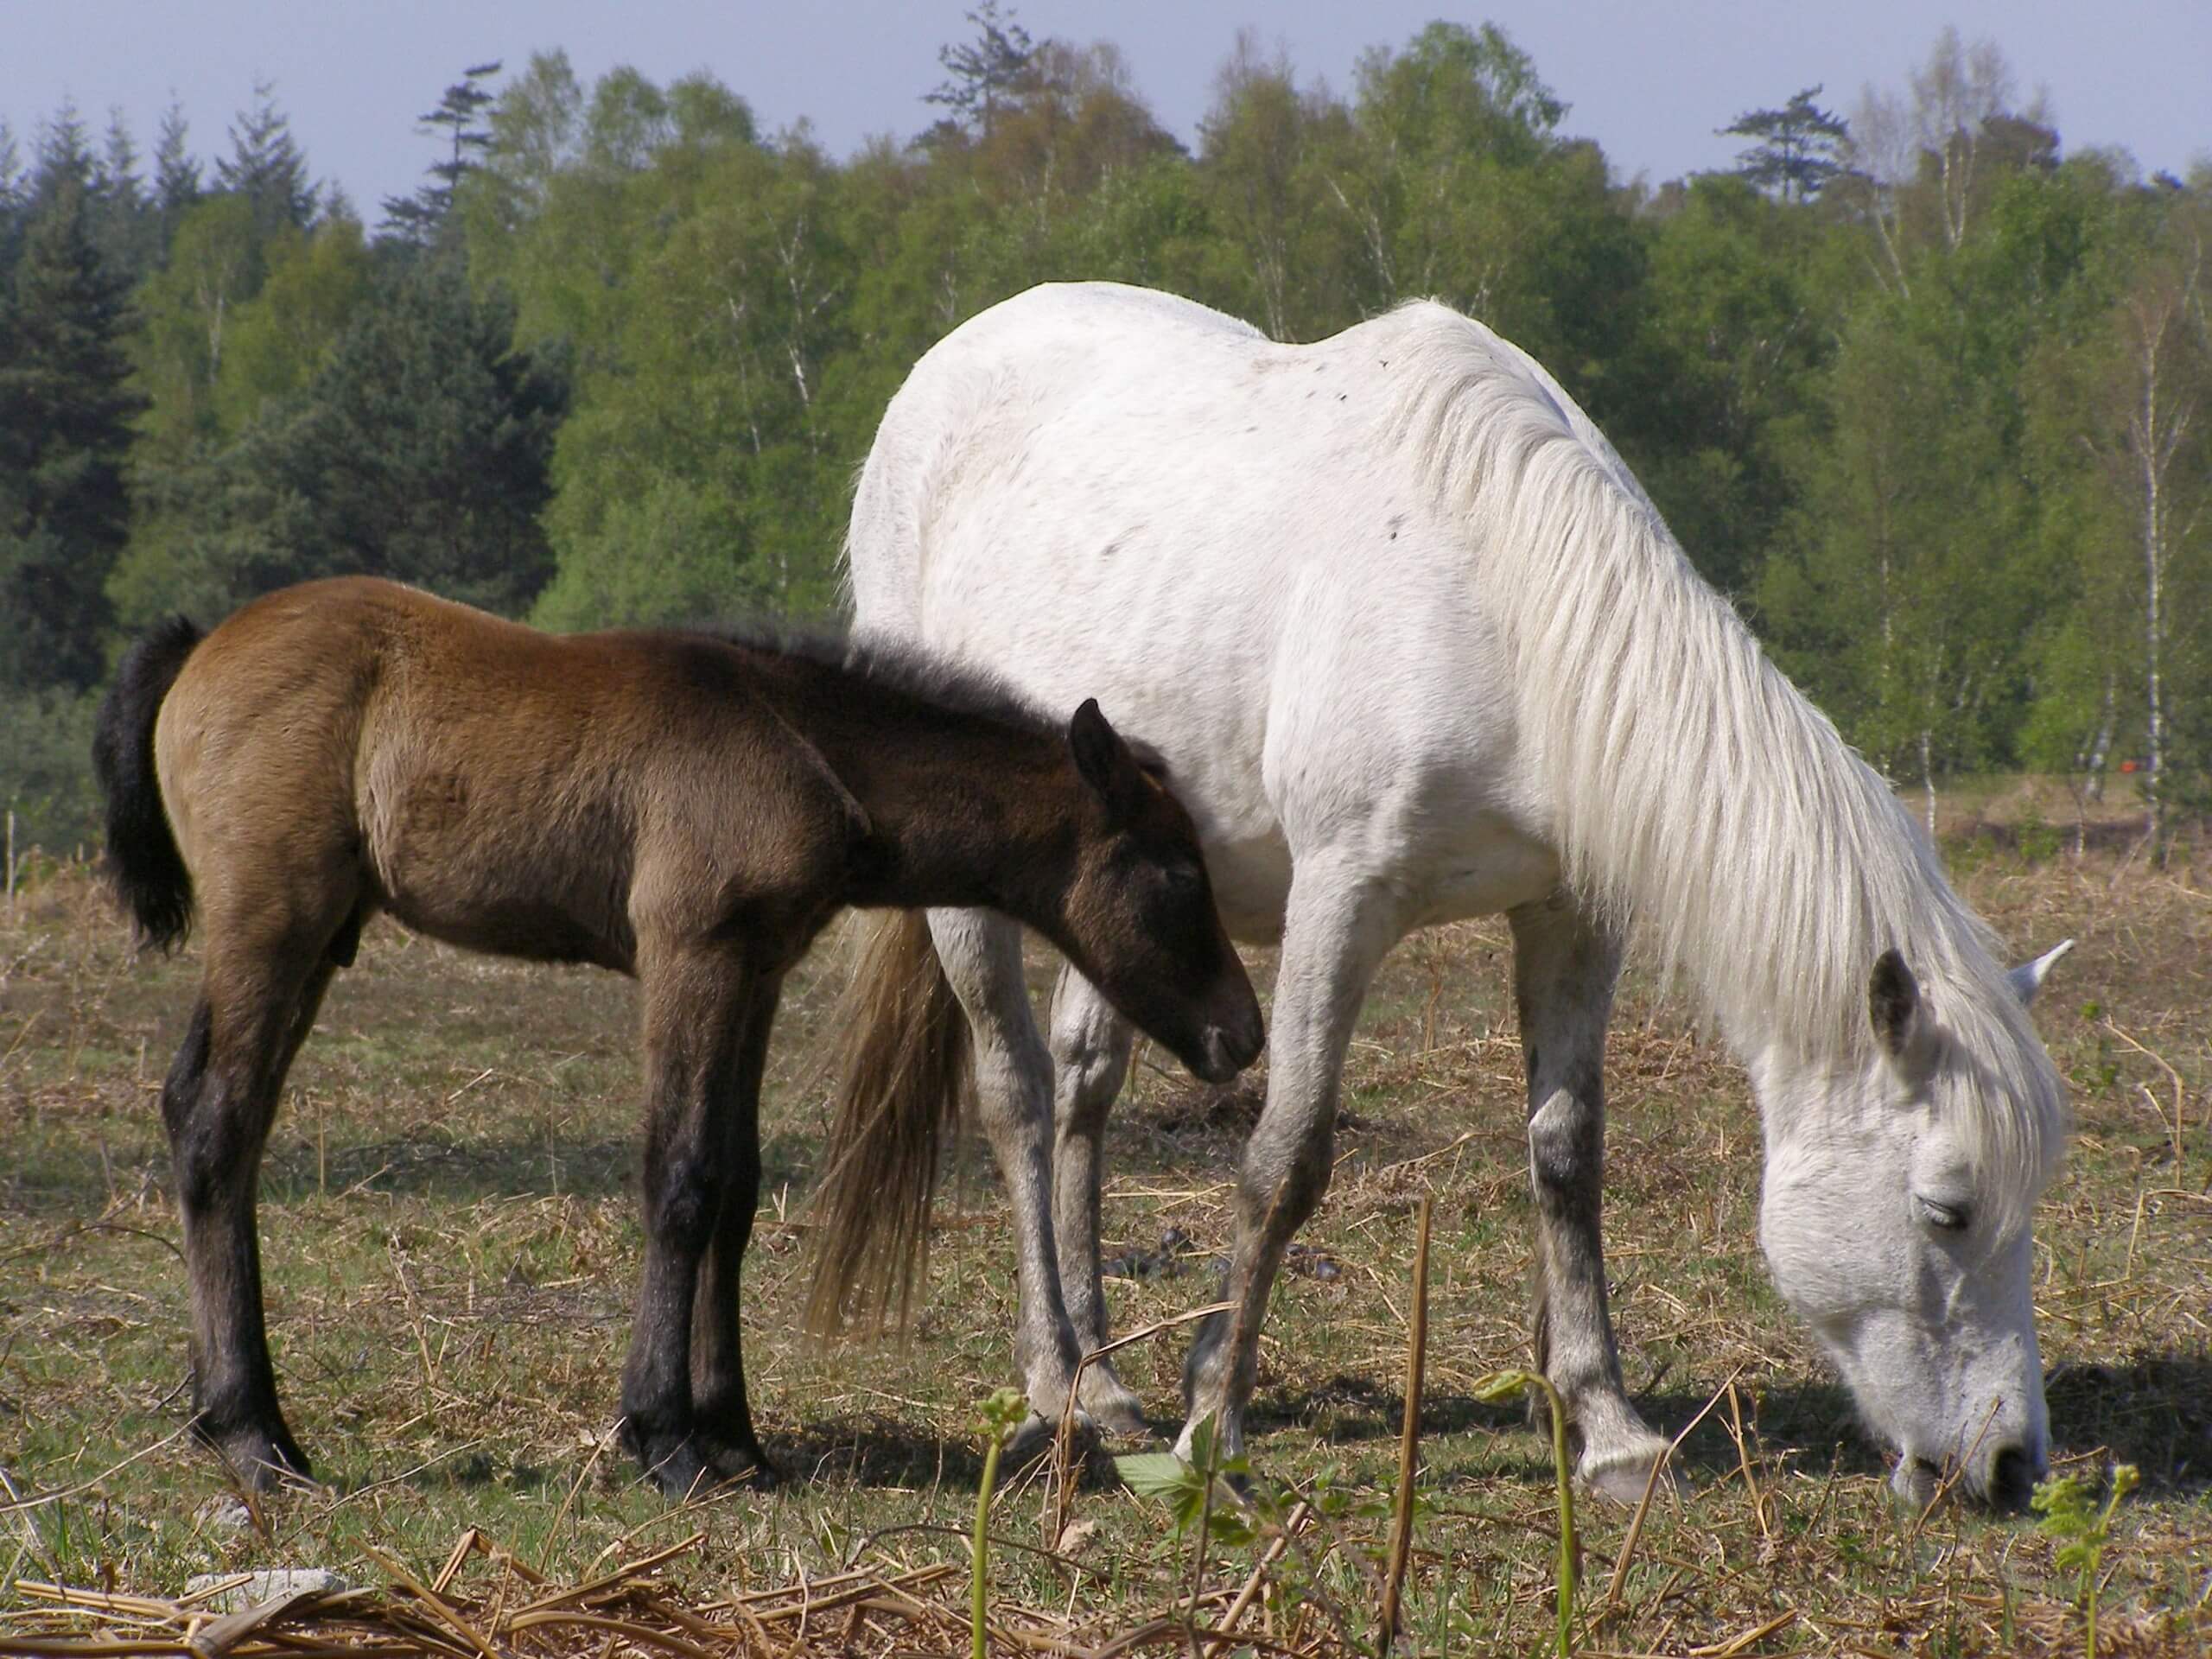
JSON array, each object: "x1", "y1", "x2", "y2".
[
  {"x1": 620, "y1": 944, "x2": 760, "y2": 1499},
  {"x1": 690, "y1": 978, "x2": 780, "y2": 1485},
  {"x1": 1509, "y1": 893, "x2": 1673, "y2": 1503}
]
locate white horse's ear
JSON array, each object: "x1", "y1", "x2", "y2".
[
  {"x1": 1869, "y1": 949, "x2": 1923, "y2": 1060},
  {"x1": 2007, "y1": 938, "x2": 2075, "y2": 1007}
]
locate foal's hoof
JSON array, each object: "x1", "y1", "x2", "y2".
[
  {"x1": 199, "y1": 1421, "x2": 316, "y2": 1494},
  {"x1": 703, "y1": 1440, "x2": 781, "y2": 1491},
  {"x1": 626, "y1": 1430, "x2": 718, "y2": 1503}
]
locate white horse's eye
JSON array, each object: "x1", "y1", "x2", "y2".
[{"x1": 1917, "y1": 1197, "x2": 1969, "y2": 1232}]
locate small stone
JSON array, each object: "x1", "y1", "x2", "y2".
[
  {"x1": 185, "y1": 1567, "x2": 351, "y2": 1612},
  {"x1": 190, "y1": 1496, "x2": 253, "y2": 1538}
]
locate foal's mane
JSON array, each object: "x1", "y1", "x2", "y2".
[
  {"x1": 1376, "y1": 301, "x2": 2064, "y2": 1216},
  {"x1": 698, "y1": 620, "x2": 1059, "y2": 738}
]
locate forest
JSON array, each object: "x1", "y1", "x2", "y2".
[{"x1": 3, "y1": 13, "x2": 2208, "y2": 855}]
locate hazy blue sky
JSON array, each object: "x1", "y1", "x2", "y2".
[{"x1": 12, "y1": 3, "x2": 2208, "y2": 218}]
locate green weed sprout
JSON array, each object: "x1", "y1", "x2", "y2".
[
  {"x1": 2031, "y1": 1462, "x2": 2139, "y2": 1659},
  {"x1": 971, "y1": 1387, "x2": 1029, "y2": 1659},
  {"x1": 1470, "y1": 1369, "x2": 1579, "y2": 1659}
]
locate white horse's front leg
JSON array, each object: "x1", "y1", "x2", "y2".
[
  {"x1": 927, "y1": 909, "x2": 1087, "y2": 1432},
  {"x1": 1179, "y1": 859, "x2": 1398, "y2": 1460},
  {"x1": 1046, "y1": 967, "x2": 1147, "y2": 1433},
  {"x1": 1509, "y1": 892, "x2": 1674, "y2": 1503}
]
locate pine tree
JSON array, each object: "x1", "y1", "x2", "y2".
[
  {"x1": 153, "y1": 99, "x2": 202, "y2": 241},
  {"x1": 216, "y1": 79, "x2": 317, "y2": 235},
  {"x1": 0, "y1": 119, "x2": 24, "y2": 283},
  {"x1": 380, "y1": 61, "x2": 502, "y2": 248},
  {"x1": 94, "y1": 109, "x2": 159, "y2": 279},
  {"x1": 1720, "y1": 86, "x2": 1849, "y2": 204},
  {"x1": 0, "y1": 171, "x2": 146, "y2": 689},
  {"x1": 924, "y1": 2, "x2": 1034, "y2": 142}
]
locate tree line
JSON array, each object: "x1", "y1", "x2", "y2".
[{"x1": 2, "y1": 14, "x2": 2206, "y2": 855}]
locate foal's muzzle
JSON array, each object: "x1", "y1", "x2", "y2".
[{"x1": 1194, "y1": 1003, "x2": 1264, "y2": 1084}]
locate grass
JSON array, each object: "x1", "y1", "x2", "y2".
[{"x1": 2, "y1": 808, "x2": 2208, "y2": 1655}]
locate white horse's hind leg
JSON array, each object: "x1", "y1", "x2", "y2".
[
  {"x1": 1509, "y1": 893, "x2": 1674, "y2": 1503},
  {"x1": 1046, "y1": 967, "x2": 1146, "y2": 1433},
  {"x1": 1180, "y1": 860, "x2": 1399, "y2": 1459},
  {"x1": 926, "y1": 908, "x2": 1089, "y2": 1432}
]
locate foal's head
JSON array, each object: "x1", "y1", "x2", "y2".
[
  {"x1": 1054, "y1": 701, "x2": 1263, "y2": 1084},
  {"x1": 1752, "y1": 942, "x2": 2072, "y2": 1510}
]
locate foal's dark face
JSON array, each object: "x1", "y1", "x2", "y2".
[{"x1": 1060, "y1": 702, "x2": 1263, "y2": 1084}]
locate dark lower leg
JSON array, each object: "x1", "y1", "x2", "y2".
[
  {"x1": 620, "y1": 953, "x2": 755, "y2": 1497},
  {"x1": 168, "y1": 958, "x2": 336, "y2": 1487},
  {"x1": 690, "y1": 986, "x2": 777, "y2": 1483}
]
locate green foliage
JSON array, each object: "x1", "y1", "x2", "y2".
[
  {"x1": 1114, "y1": 1415, "x2": 1253, "y2": 1545},
  {"x1": 0, "y1": 23, "x2": 2204, "y2": 824},
  {"x1": 113, "y1": 261, "x2": 564, "y2": 626},
  {"x1": 0, "y1": 167, "x2": 145, "y2": 690},
  {"x1": 0, "y1": 686, "x2": 102, "y2": 852},
  {"x1": 2032, "y1": 1463, "x2": 2139, "y2": 1659}
]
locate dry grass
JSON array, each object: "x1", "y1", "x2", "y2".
[{"x1": 2, "y1": 803, "x2": 2208, "y2": 1656}]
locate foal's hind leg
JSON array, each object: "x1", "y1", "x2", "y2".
[
  {"x1": 690, "y1": 976, "x2": 780, "y2": 1486},
  {"x1": 1509, "y1": 893, "x2": 1673, "y2": 1503},
  {"x1": 1046, "y1": 966, "x2": 1145, "y2": 1433},
  {"x1": 166, "y1": 933, "x2": 345, "y2": 1489}
]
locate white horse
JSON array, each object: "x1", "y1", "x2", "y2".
[{"x1": 832, "y1": 281, "x2": 2072, "y2": 1507}]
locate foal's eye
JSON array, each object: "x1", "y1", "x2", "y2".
[{"x1": 1916, "y1": 1197, "x2": 1970, "y2": 1232}]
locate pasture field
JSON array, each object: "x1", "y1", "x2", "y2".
[{"x1": 2, "y1": 823, "x2": 2207, "y2": 1656}]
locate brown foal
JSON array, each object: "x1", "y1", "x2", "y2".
[{"x1": 93, "y1": 575, "x2": 1262, "y2": 1497}]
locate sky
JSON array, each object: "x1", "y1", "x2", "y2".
[{"x1": 10, "y1": 2, "x2": 2209, "y2": 217}]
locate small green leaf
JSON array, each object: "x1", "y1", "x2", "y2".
[
  {"x1": 1115, "y1": 1452, "x2": 1197, "y2": 1501},
  {"x1": 978, "y1": 1386, "x2": 1029, "y2": 1438},
  {"x1": 1470, "y1": 1369, "x2": 1541, "y2": 1405}
]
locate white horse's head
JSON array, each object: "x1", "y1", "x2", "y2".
[{"x1": 1750, "y1": 940, "x2": 2072, "y2": 1509}]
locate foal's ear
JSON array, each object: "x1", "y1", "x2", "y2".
[
  {"x1": 1868, "y1": 949, "x2": 1923, "y2": 1061},
  {"x1": 1068, "y1": 697, "x2": 1147, "y2": 814},
  {"x1": 2006, "y1": 938, "x2": 2074, "y2": 1007}
]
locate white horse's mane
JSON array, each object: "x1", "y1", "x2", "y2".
[{"x1": 1378, "y1": 300, "x2": 2065, "y2": 1218}]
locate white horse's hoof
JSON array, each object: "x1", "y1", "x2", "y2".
[
  {"x1": 1077, "y1": 1370, "x2": 1151, "y2": 1438},
  {"x1": 1580, "y1": 1440, "x2": 1684, "y2": 1506},
  {"x1": 1007, "y1": 1408, "x2": 1096, "y2": 1463}
]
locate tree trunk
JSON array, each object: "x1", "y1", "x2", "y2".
[{"x1": 1920, "y1": 728, "x2": 1937, "y2": 839}]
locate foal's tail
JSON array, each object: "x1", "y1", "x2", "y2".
[
  {"x1": 804, "y1": 910, "x2": 973, "y2": 1337},
  {"x1": 92, "y1": 615, "x2": 204, "y2": 952}
]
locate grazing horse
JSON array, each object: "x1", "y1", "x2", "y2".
[
  {"x1": 92, "y1": 575, "x2": 1262, "y2": 1497},
  {"x1": 831, "y1": 282, "x2": 2073, "y2": 1508}
]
